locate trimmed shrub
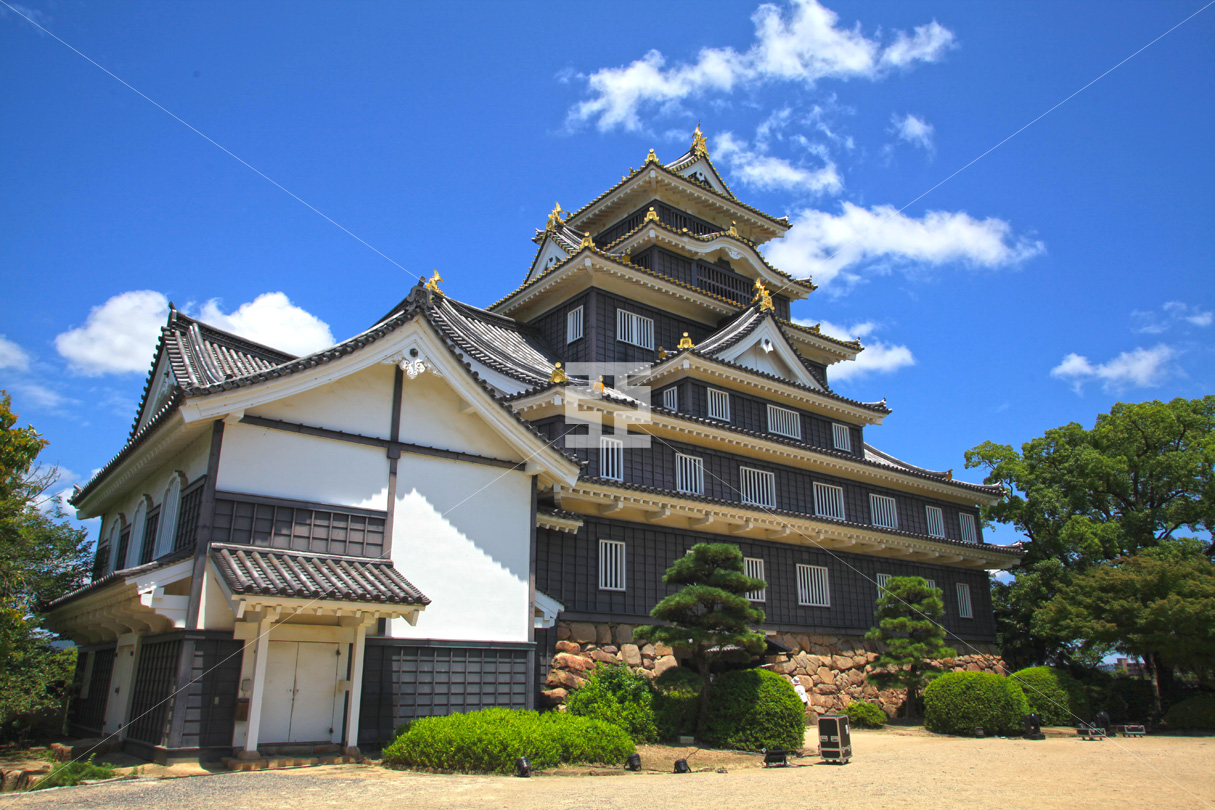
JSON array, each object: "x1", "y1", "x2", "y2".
[
  {"x1": 701, "y1": 668, "x2": 805, "y2": 752},
  {"x1": 1163, "y1": 694, "x2": 1215, "y2": 730},
  {"x1": 1104, "y1": 677, "x2": 1155, "y2": 723},
  {"x1": 924, "y1": 672, "x2": 1031, "y2": 736},
  {"x1": 31, "y1": 754, "x2": 115, "y2": 791},
  {"x1": 844, "y1": 700, "x2": 887, "y2": 729},
  {"x1": 381, "y1": 708, "x2": 634, "y2": 774},
  {"x1": 652, "y1": 666, "x2": 702, "y2": 741},
  {"x1": 565, "y1": 663, "x2": 658, "y2": 743},
  {"x1": 1011, "y1": 666, "x2": 1091, "y2": 725}
]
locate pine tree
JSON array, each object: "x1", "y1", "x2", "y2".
[
  {"x1": 865, "y1": 576, "x2": 956, "y2": 719},
  {"x1": 634, "y1": 542, "x2": 767, "y2": 736}
]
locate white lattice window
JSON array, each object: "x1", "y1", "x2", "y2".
[
  {"x1": 599, "y1": 539, "x2": 626, "y2": 591},
  {"x1": 567, "y1": 306, "x2": 583, "y2": 343},
  {"x1": 662, "y1": 387, "x2": 678, "y2": 411},
  {"x1": 925, "y1": 505, "x2": 945, "y2": 538},
  {"x1": 599, "y1": 436, "x2": 623, "y2": 481},
  {"x1": 744, "y1": 557, "x2": 766, "y2": 602},
  {"x1": 925, "y1": 578, "x2": 937, "y2": 591},
  {"x1": 870, "y1": 494, "x2": 898, "y2": 530},
  {"x1": 676, "y1": 453, "x2": 704, "y2": 495},
  {"x1": 876, "y1": 572, "x2": 891, "y2": 592},
  {"x1": 767, "y1": 404, "x2": 801, "y2": 439},
  {"x1": 956, "y1": 583, "x2": 974, "y2": 618},
  {"x1": 708, "y1": 388, "x2": 730, "y2": 421},
  {"x1": 616, "y1": 309, "x2": 655, "y2": 349},
  {"x1": 959, "y1": 512, "x2": 978, "y2": 544},
  {"x1": 813, "y1": 482, "x2": 846, "y2": 520},
  {"x1": 797, "y1": 564, "x2": 830, "y2": 607},
  {"x1": 832, "y1": 423, "x2": 852, "y2": 452},
  {"x1": 740, "y1": 467, "x2": 776, "y2": 508}
]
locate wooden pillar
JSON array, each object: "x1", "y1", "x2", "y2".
[
  {"x1": 242, "y1": 611, "x2": 275, "y2": 757},
  {"x1": 343, "y1": 615, "x2": 371, "y2": 755}
]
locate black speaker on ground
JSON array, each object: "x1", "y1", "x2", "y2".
[{"x1": 1024, "y1": 713, "x2": 1045, "y2": 740}]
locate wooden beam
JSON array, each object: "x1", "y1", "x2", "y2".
[
  {"x1": 598, "y1": 500, "x2": 625, "y2": 516},
  {"x1": 645, "y1": 508, "x2": 670, "y2": 523}
]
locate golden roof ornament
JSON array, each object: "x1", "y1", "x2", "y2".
[
  {"x1": 677, "y1": 332, "x2": 694, "y2": 350},
  {"x1": 643, "y1": 206, "x2": 659, "y2": 223},
  {"x1": 727, "y1": 221, "x2": 739, "y2": 238},
  {"x1": 622, "y1": 249, "x2": 632, "y2": 263},
  {"x1": 545, "y1": 202, "x2": 566, "y2": 232},
  {"x1": 592, "y1": 375, "x2": 605, "y2": 394},
  {"x1": 424, "y1": 270, "x2": 443, "y2": 295},
  {"x1": 658, "y1": 346, "x2": 667, "y2": 360},
  {"x1": 579, "y1": 230, "x2": 595, "y2": 249},
  {"x1": 946, "y1": 469, "x2": 954, "y2": 480},
  {"x1": 644, "y1": 148, "x2": 659, "y2": 164},
  {"x1": 752, "y1": 278, "x2": 774, "y2": 312},
  {"x1": 550, "y1": 362, "x2": 568, "y2": 384},
  {"x1": 810, "y1": 322, "x2": 821, "y2": 334},
  {"x1": 691, "y1": 124, "x2": 709, "y2": 158}
]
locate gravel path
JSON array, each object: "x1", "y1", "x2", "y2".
[{"x1": 2, "y1": 729, "x2": 1211, "y2": 810}]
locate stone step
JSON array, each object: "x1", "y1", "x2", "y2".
[
  {"x1": 48, "y1": 738, "x2": 120, "y2": 762},
  {"x1": 221, "y1": 754, "x2": 360, "y2": 772}
]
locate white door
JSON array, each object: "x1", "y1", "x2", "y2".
[{"x1": 258, "y1": 641, "x2": 342, "y2": 743}]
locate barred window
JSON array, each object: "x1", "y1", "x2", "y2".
[
  {"x1": 567, "y1": 306, "x2": 584, "y2": 343},
  {"x1": 744, "y1": 557, "x2": 766, "y2": 602},
  {"x1": 114, "y1": 526, "x2": 131, "y2": 573},
  {"x1": 813, "y1": 482, "x2": 846, "y2": 520},
  {"x1": 925, "y1": 578, "x2": 937, "y2": 592},
  {"x1": 662, "y1": 387, "x2": 678, "y2": 411},
  {"x1": 740, "y1": 467, "x2": 776, "y2": 508},
  {"x1": 959, "y1": 513, "x2": 978, "y2": 544},
  {"x1": 870, "y1": 494, "x2": 898, "y2": 530},
  {"x1": 139, "y1": 508, "x2": 160, "y2": 565},
  {"x1": 599, "y1": 436, "x2": 623, "y2": 481},
  {"x1": 708, "y1": 388, "x2": 730, "y2": 421},
  {"x1": 599, "y1": 539, "x2": 626, "y2": 591},
  {"x1": 832, "y1": 423, "x2": 852, "y2": 452},
  {"x1": 876, "y1": 572, "x2": 891, "y2": 593},
  {"x1": 676, "y1": 453, "x2": 704, "y2": 495},
  {"x1": 616, "y1": 309, "x2": 655, "y2": 350},
  {"x1": 797, "y1": 564, "x2": 830, "y2": 607},
  {"x1": 956, "y1": 583, "x2": 974, "y2": 618},
  {"x1": 174, "y1": 482, "x2": 204, "y2": 553},
  {"x1": 767, "y1": 404, "x2": 801, "y2": 439},
  {"x1": 210, "y1": 494, "x2": 386, "y2": 557},
  {"x1": 925, "y1": 505, "x2": 945, "y2": 538}
]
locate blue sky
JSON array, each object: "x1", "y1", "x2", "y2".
[{"x1": 2, "y1": 1, "x2": 1212, "y2": 548}]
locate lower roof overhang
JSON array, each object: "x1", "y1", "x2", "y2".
[
  {"x1": 555, "y1": 481, "x2": 1021, "y2": 571},
  {"x1": 44, "y1": 557, "x2": 195, "y2": 645}
]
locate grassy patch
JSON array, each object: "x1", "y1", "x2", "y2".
[{"x1": 29, "y1": 754, "x2": 116, "y2": 791}]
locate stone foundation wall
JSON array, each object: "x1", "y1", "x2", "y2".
[{"x1": 542, "y1": 620, "x2": 1005, "y2": 717}]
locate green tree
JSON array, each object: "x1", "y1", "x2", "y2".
[
  {"x1": 865, "y1": 576, "x2": 957, "y2": 718},
  {"x1": 0, "y1": 392, "x2": 92, "y2": 740},
  {"x1": 1035, "y1": 539, "x2": 1215, "y2": 718},
  {"x1": 633, "y1": 543, "x2": 766, "y2": 737},
  {"x1": 966, "y1": 396, "x2": 1215, "y2": 670}
]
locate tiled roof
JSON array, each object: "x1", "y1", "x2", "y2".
[
  {"x1": 211, "y1": 543, "x2": 430, "y2": 606},
  {"x1": 427, "y1": 296, "x2": 556, "y2": 387},
  {"x1": 577, "y1": 477, "x2": 1018, "y2": 555},
  {"x1": 43, "y1": 548, "x2": 194, "y2": 611}
]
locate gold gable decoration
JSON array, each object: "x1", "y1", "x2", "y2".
[
  {"x1": 424, "y1": 270, "x2": 444, "y2": 295},
  {"x1": 550, "y1": 362, "x2": 569, "y2": 384},
  {"x1": 579, "y1": 230, "x2": 595, "y2": 249},
  {"x1": 643, "y1": 207, "x2": 660, "y2": 223},
  {"x1": 677, "y1": 332, "x2": 694, "y2": 350},
  {"x1": 752, "y1": 279, "x2": 774, "y2": 312},
  {"x1": 545, "y1": 203, "x2": 566, "y2": 232},
  {"x1": 644, "y1": 148, "x2": 659, "y2": 164},
  {"x1": 691, "y1": 124, "x2": 708, "y2": 158}
]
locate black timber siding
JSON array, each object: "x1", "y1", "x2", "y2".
[
  {"x1": 680, "y1": 381, "x2": 863, "y2": 458},
  {"x1": 70, "y1": 646, "x2": 115, "y2": 733},
  {"x1": 178, "y1": 637, "x2": 243, "y2": 749},
  {"x1": 359, "y1": 640, "x2": 533, "y2": 744},
  {"x1": 530, "y1": 292, "x2": 592, "y2": 365},
  {"x1": 173, "y1": 478, "x2": 205, "y2": 553},
  {"x1": 209, "y1": 492, "x2": 387, "y2": 558},
  {"x1": 595, "y1": 292, "x2": 714, "y2": 365},
  {"x1": 630, "y1": 246, "x2": 792, "y2": 319},
  {"x1": 536, "y1": 520, "x2": 995, "y2": 642},
  {"x1": 535, "y1": 416, "x2": 982, "y2": 545},
  {"x1": 126, "y1": 639, "x2": 182, "y2": 746}
]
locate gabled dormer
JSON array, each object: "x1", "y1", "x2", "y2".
[
  {"x1": 664, "y1": 125, "x2": 735, "y2": 199},
  {"x1": 523, "y1": 205, "x2": 595, "y2": 285}
]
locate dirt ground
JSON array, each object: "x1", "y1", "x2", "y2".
[{"x1": 2, "y1": 727, "x2": 1212, "y2": 810}]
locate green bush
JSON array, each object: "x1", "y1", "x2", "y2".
[
  {"x1": 1103, "y1": 676, "x2": 1156, "y2": 723},
  {"x1": 30, "y1": 754, "x2": 115, "y2": 791},
  {"x1": 844, "y1": 700, "x2": 887, "y2": 729},
  {"x1": 381, "y1": 708, "x2": 634, "y2": 774},
  {"x1": 1163, "y1": 694, "x2": 1215, "y2": 730},
  {"x1": 565, "y1": 663, "x2": 658, "y2": 743},
  {"x1": 924, "y1": 672, "x2": 1031, "y2": 736},
  {"x1": 701, "y1": 668, "x2": 805, "y2": 752},
  {"x1": 1011, "y1": 666, "x2": 1091, "y2": 725},
  {"x1": 652, "y1": 666, "x2": 702, "y2": 740}
]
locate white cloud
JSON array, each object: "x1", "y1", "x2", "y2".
[
  {"x1": 13, "y1": 383, "x2": 77, "y2": 411},
  {"x1": 196, "y1": 292, "x2": 334, "y2": 357},
  {"x1": 1131, "y1": 301, "x2": 1213, "y2": 334},
  {"x1": 0, "y1": 335, "x2": 30, "y2": 371},
  {"x1": 764, "y1": 202, "x2": 1044, "y2": 290},
  {"x1": 795, "y1": 318, "x2": 915, "y2": 381},
  {"x1": 716, "y1": 132, "x2": 843, "y2": 194},
  {"x1": 1050, "y1": 344, "x2": 1176, "y2": 393},
  {"x1": 55, "y1": 290, "x2": 335, "y2": 376},
  {"x1": 892, "y1": 113, "x2": 934, "y2": 151},
  {"x1": 55, "y1": 290, "x2": 168, "y2": 375},
  {"x1": 568, "y1": 0, "x2": 955, "y2": 131}
]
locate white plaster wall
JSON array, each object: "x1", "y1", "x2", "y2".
[
  {"x1": 388, "y1": 455, "x2": 533, "y2": 643},
  {"x1": 249, "y1": 362, "x2": 395, "y2": 441},
  {"x1": 217, "y1": 422, "x2": 389, "y2": 510},
  {"x1": 396, "y1": 373, "x2": 521, "y2": 461},
  {"x1": 200, "y1": 566, "x2": 235, "y2": 631}
]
